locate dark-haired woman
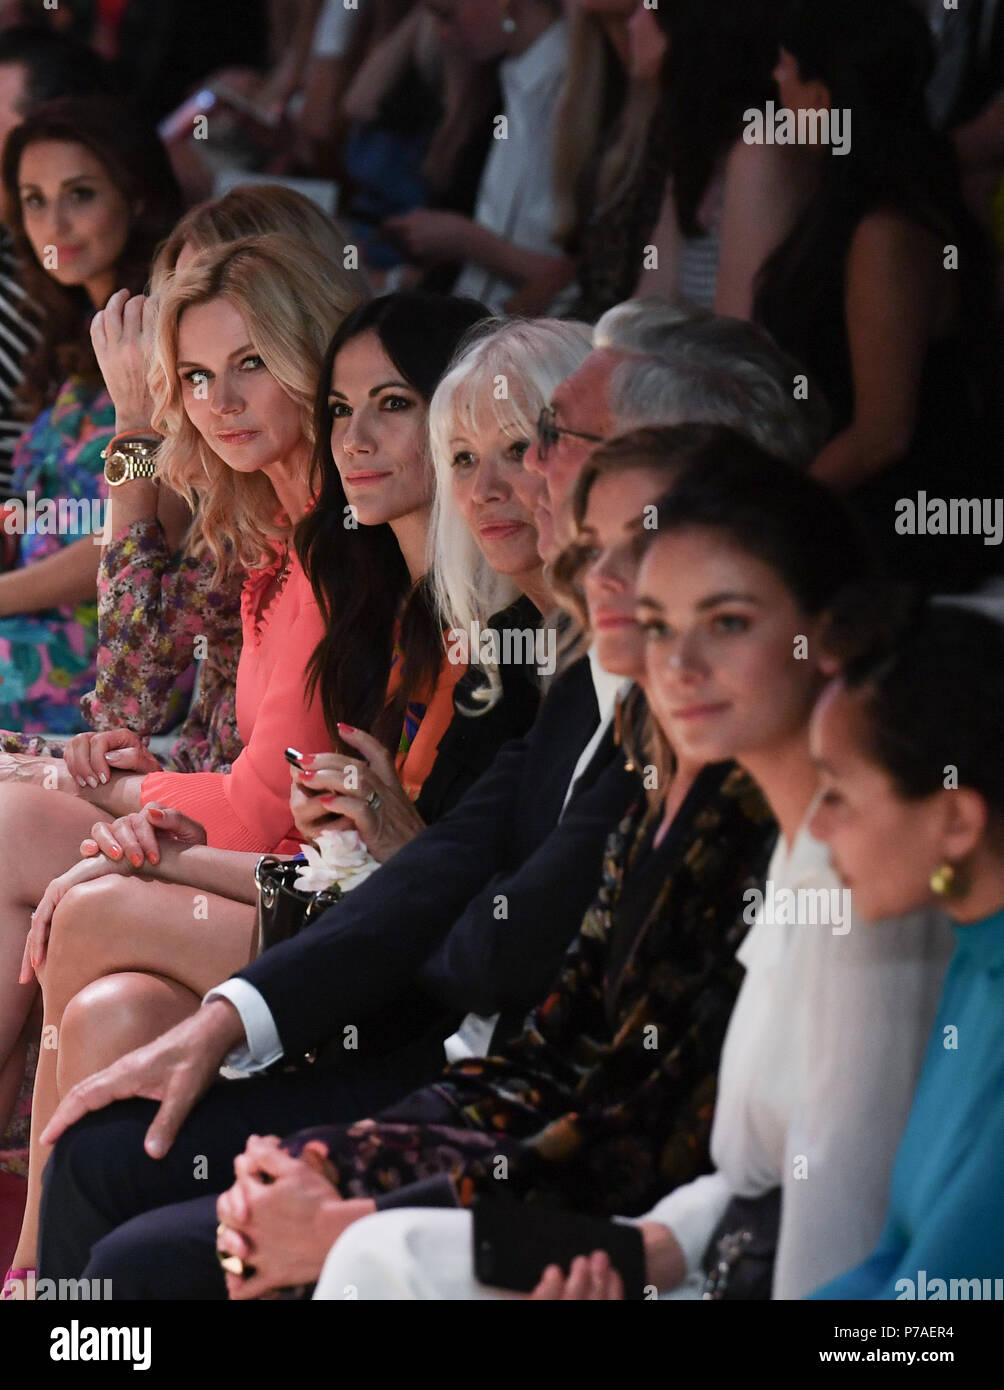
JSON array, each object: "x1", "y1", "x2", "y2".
[
  {"x1": 753, "y1": 0, "x2": 999, "y2": 591},
  {"x1": 615, "y1": 452, "x2": 956, "y2": 1299},
  {"x1": 0, "y1": 95, "x2": 181, "y2": 732},
  {"x1": 805, "y1": 588, "x2": 1004, "y2": 1297}
]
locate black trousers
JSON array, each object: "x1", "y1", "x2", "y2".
[{"x1": 39, "y1": 1037, "x2": 445, "y2": 1298}]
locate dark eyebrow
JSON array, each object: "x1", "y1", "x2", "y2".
[
  {"x1": 695, "y1": 591, "x2": 763, "y2": 610},
  {"x1": 20, "y1": 175, "x2": 101, "y2": 191},
  {"x1": 328, "y1": 380, "x2": 413, "y2": 401},
  {"x1": 634, "y1": 590, "x2": 763, "y2": 614}
]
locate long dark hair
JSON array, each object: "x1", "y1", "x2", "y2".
[
  {"x1": 755, "y1": 0, "x2": 986, "y2": 336},
  {"x1": 295, "y1": 291, "x2": 489, "y2": 750},
  {"x1": 2, "y1": 94, "x2": 181, "y2": 410},
  {"x1": 824, "y1": 583, "x2": 1004, "y2": 816},
  {"x1": 655, "y1": 0, "x2": 785, "y2": 236}
]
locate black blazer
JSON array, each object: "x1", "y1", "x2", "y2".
[
  {"x1": 414, "y1": 597, "x2": 543, "y2": 825},
  {"x1": 239, "y1": 655, "x2": 640, "y2": 1060}
]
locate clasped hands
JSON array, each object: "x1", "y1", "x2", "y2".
[
  {"x1": 214, "y1": 1135, "x2": 375, "y2": 1300},
  {"x1": 211, "y1": 1136, "x2": 627, "y2": 1301}
]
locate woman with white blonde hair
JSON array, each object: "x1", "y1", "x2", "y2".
[{"x1": 427, "y1": 316, "x2": 591, "y2": 704}]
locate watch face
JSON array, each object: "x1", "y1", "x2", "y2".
[{"x1": 104, "y1": 453, "x2": 128, "y2": 486}]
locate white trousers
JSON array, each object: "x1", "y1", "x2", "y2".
[
  {"x1": 312, "y1": 1208, "x2": 521, "y2": 1301},
  {"x1": 312, "y1": 1207, "x2": 705, "y2": 1300}
]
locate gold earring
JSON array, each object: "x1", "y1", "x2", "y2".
[
  {"x1": 613, "y1": 693, "x2": 637, "y2": 772},
  {"x1": 930, "y1": 863, "x2": 957, "y2": 897}
]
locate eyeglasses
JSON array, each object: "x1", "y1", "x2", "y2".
[{"x1": 536, "y1": 406, "x2": 603, "y2": 461}]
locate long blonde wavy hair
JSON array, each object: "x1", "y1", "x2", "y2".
[{"x1": 150, "y1": 232, "x2": 364, "y2": 576}]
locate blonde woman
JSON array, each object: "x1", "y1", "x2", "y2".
[
  {"x1": 79, "y1": 187, "x2": 368, "y2": 774},
  {"x1": 2, "y1": 185, "x2": 367, "y2": 774},
  {"x1": 0, "y1": 233, "x2": 356, "y2": 1289}
]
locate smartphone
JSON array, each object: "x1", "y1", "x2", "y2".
[{"x1": 471, "y1": 1192, "x2": 647, "y2": 1299}]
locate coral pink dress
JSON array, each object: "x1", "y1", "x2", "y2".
[
  {"x1": 140, "y1": 549, "x2": 329, "y2": 852},
  {"x1": 138, "y1": 543, "x2": 468, "y2": 854}
]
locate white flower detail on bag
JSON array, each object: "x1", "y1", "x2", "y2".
[{"x1": 293, "y1": 828, "x2": 380, "y2": 894}]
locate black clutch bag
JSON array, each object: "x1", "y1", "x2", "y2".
[
  {"x1": 700, "y1": 1188, "x2": 781, "y2": 1300},
  {"x1": 254, "y1": 854, "x2": 343, "y2": 957}
]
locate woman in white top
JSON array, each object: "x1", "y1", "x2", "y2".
[{"x1": 628, "y1": 448, "x2": 954, "y2": 1299}]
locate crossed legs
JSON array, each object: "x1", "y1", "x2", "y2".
[
  {"x1": 0, "y1": 782, "x2": 113, "y2": 1138},
  {"x1": 11, "y1": 873, "x2": 257, "y2": 1274}
]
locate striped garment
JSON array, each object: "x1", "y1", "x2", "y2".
[{"x1": 0, "y1": 229, "x2": 40, "y2": 502}]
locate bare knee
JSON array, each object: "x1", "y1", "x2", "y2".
[
  {"x1": 45, "y1": 876, "x2": 136, "y2": 984},
  {"x1": 56, "y1": 972, "x2": 199, "y2": 1090}
]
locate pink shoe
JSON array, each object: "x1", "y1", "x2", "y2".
[{"x1": 1, "y1": 1266, "x2": 36, "y2": 1299}]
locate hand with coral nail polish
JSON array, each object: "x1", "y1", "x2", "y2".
[{"x1": 79, "y1": 802, "x2": 208, "y2": 871}]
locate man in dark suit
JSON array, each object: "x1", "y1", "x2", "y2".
[{"x1": 38, "y1": 304, "x2": 826, "y2": 1284}]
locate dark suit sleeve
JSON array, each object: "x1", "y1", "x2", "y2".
[
  {"x1": 237, "y1": 732, "x2": 532, "y2": 1058},
  {"x1": 416, "y1": 760, "x2": 640, "y2": 1018}
]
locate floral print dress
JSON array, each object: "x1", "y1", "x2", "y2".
[{"x1": 0, "y1": 377, "x2": 114, "y2": 734}]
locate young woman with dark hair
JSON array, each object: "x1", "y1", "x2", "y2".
[
  {"x1": 806, "y1": 586, "x2": 1004, "y2": 1296},
  {"x1": 753, "y1": 0, "x2": 999, "y2": 590},
  {"x1": 0, "y1": 94, "x2": 181, "y2": 732},
  {"x1": 614, "y1": 450, "x2": 955, "y2": 1300}
]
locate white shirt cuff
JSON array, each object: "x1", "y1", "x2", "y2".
[
  {"x1": 204, "y1": 979, "x2": 283, "y2": 1073},
  {"x1": 630, "y1": 1171, "x2": 734, "y2": 1276}
]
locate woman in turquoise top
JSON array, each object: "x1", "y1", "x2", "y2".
[
  {"x1": 0, "y1": 96, "x2": 179, "y2": 733},
  {"x1": 806, "y1": 585, "x2": 1004, "y2": 1299}
]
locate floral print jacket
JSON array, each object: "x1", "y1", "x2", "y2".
[
  {"x1": 284, "y1": 763, "x2": 778, "y2": 1221},
  {"x1": 80, "y1": 518, "x2": 243, "y2": 773}
]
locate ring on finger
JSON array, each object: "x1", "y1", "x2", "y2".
[{"x1": 365, "y1": 790, "x2": 382, "y2": 812}]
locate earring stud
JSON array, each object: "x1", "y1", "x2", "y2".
[{"x1": 930, "y1": 863, "x2": 956, "y2": 897}]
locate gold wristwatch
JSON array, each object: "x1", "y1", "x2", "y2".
[{"x1": 101, "y1": 433, "x2": 161, "y2": 487}]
